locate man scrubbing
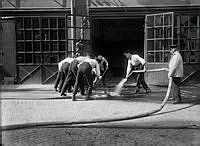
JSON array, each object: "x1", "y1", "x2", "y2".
[{"x1": 113, "y1": 50, "x2": 151, "y2": 95}]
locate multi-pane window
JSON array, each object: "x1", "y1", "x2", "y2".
[
  {"x1": 16, "y1": 17, "x2": 67, "y2": 65},
  {"x1": 174, "y1": 15, "x2": 200, "y2": 63},
  {"x1": 146, "y1": 13, "x2": 200, "y2": 63},
  {"x1": 146, "y1": 12, "x2": 173, "y2": 63}
]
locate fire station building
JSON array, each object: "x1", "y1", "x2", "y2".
[{"x1": 0, "y1": 0, "x2": 200, "y2": 85}]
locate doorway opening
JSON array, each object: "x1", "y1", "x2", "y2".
[{"x1": 92, "y1": 18, "x2": 145, "y2": 77}]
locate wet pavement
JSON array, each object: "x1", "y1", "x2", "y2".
[{"x1": 1, "y1": 80, "x2": 200, "y2": 145}]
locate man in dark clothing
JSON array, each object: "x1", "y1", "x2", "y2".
[{"x1": 96, "y1": 55, "x2": 109, "y2": 86}]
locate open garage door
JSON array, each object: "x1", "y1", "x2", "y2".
[{"x1": 145, "y1": 12, "x2": 174, "y2": 85}]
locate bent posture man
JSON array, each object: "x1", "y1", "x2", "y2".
[
  {"x1": 72, "y1": 56, "x2": 101, "y2": 101},
  {"x1": 124, "y1": 50, "x2": 151, "y2": 93},
  {"x1": 54, "y1": 57, "x2": 74, "y2": 92},
  {"x1": 60, "y1": 56, "x2": 88, "y2": 96}
]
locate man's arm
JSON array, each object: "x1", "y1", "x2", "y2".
[
  {"x1": 168, "y1": 55, "x2": 179, "y2": 77},
  {"x1": 126, "y1": 60, "x2": 132, "y2": 78}
]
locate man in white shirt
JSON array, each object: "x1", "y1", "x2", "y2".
[
  {"x1": 54, "y1": 57, "x2": 74, "y2": 92},
  {"x1": 60, "y1": 55, "x2": 88, "y2": 96},
  {"x1": 168, "y1": 45, "x2": 183, "y2": 104},
  {"x1": 72, "y1": 54, "x2": 101, "y2": 101},
  {"x1": 124, "y1": 50, "x2": 151, "y2": 93}
]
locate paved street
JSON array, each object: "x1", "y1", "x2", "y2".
[{"x1": 1, "y1": 80, "x2": 200, "y2": 145}]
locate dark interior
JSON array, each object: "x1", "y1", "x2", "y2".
[{"x1": 92, "y1": 18, "x2": 145, "y2": 77}]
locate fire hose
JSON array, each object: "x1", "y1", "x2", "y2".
[{"x1": 2, "y1": 68, "x2": 173, "y2": 130}]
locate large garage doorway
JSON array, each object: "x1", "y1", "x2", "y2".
[{"x1": 92, "y1": 18, "x2": 145, "y2": 77}]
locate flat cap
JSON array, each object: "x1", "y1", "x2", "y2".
[{"x1": 170, "y1": 44, "x2": 177, "y2": 48}]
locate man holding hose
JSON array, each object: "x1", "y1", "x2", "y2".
[
  {"x1": 124, "y1": 50, "x2": 151, "y2": 93},
  {"x1": 168, "y1": 45, "x2": 183, "y2": 104}
]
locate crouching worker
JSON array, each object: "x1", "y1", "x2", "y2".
[
  {"x1": 60, "y1": 55, "x2": 88, "y2": 96},
  {"x1": 54, "y1": 57, "x2": 74, "y2": 92},
  {"x1": 72, "y1": 55, "x2": 101, "y2": 101},
  {"x1": 124, "y1": 50, "x2": 151, "y2": 93}
]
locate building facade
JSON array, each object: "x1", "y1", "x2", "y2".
[{"x1": 0, "y1": 0, "x2": 200, "y2": 85}]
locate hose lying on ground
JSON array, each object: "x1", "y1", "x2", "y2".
[{"x1": 2, "y1": 68, "x2": 172, "y2": 130}]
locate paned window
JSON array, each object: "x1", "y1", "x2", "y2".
[{"x1": 16, "y1": 17, "x2": 67, "y2": 65}]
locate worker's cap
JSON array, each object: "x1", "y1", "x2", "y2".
[{"x1": 169, "y1": 44, "x2": 177, "y2": 49}]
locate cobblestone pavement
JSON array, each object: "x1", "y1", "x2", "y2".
[
  {"x1": 2, "y1": 127, "x2": 200, "y2": 145},
  {"x1": 1, "y1": 81, "x2": 200, "y2": 145}
]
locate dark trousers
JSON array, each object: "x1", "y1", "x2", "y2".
[
  {"x1": 135, "y1": 65, "x2": 150, "y2": 90},
  {"x1": 100, "y1": 69, "x2": 108, "y2": 86},
  {"x1": 73, "y1": 62, "x2": 93, "y2": 98},
  {"x1": 54, "y1": 71, "x2": 61, "y2": 90},
  {"x1": 172, "y1": 77, "x2": 181, "y2": 102},
  {"x1": 61, "y1": 60, "x2": 78, "y2": 95},
  {"x1": 58, "y1": 62, "x2": 70, "y2": 92}
]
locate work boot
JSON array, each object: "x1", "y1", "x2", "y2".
[
  {"x1": 135, "y1": 88, "x2": 140, "y2": 93},
  {"x1": 85, "y1": 97, "x2": 94, "y2": 100},
  {"x1": 146, "y1": 88, "x2": 151, "y2": 93},
  {"x1": 72, "y1": 94, "x2": 76, "y2": 101},
  {"x1": 61, "y1": 93, "x2": 66, "y2": 96}
]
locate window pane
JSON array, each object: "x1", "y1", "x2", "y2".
[
  {"x1": 25, "y1": 54, "x2": 33, "y2": 63},
  {"x1": 16, "y1": 18, "x2": 23, "y2": 29},
  {"x1": 42, "y1": 30, "x2": 49, "y2": 40},
  {"x1": 164, "y1": 14, "x2": 172, "y2": 25},
  {"x1": 33, "y1": 31, "x2": 40, "y2": 40},
  {"x1": 33, "y1": 54, "x2": 41, "y2": 63},
  {"x1": 189, "y1": 16, "x2": 197, "y2": 27},
  {"x1": 146, "y1": 16, "x2": 154, "y2": 27},
  {"x1": 25, "y1": 30, "x2": 32, "y2": 40},
  {"x1": 42, "y1": 42, "x2": 49, "y2": 52},
  {"x1": 33, "y1": 42, "x2": 40, "y2": 52},
  {"x1": 155, "y1": 40, "x2": 163, "y2": 50},
  {"x1": 155, "y1": 27, "x2": 163, "y2": 38},
  {"x1": 58, "y1": 18, "x2": 65, "y2": 28},
  {"x1": 190, "y1": 27, "x2": 198, "y2": 38},
  {"x1": 155, "y1": 15, "x2": 163, "y2": 26},
  {"x1": 59, "y1": 41, "x2": 66, "y2": 51},
  {"x1": 42, "y1": 18, "x2": 49, "y2": 28},
  {"x1": 43, "y1": 54, "x2": 51, "y2": 63},
  {"x1": 155, "y1": 52, "x2": 163, "y2": 62},
  {"x1": 25, "y1": 42, "x2": 32, "y2": 52},
  {"x1": 50, "y1": 54, "x2": 58, "y2": 63},
  {"x1": 50, "y1": 42, "x2": 58, "y2": 51},
  {"x1": 164, "y1": 39, "x2": 172, "y2": 50},
  {"x1": 16, "y1": 30, "x2": 24, "y2": 40},
  {"x1": 180, "y1": 16, "x2": 188, "y2": 26},
  {"x1": 58, "y1": 30, "x2": 65, "y2": 40},
  {"x1": 50, "y1": 18, "x2": 57, "y2": 28},
  {"x1": 24, "y1": 18, "x2": 32, "y2": 28},
  {"x1": 16, "y1": 42, "x2": 24, "y2": 51},
  {"x1": 180, "y1": 39, "x2": 187, "y2": 50},
  {"x1": 180, "y1": 51, "x2": 190, "y2": 62},
  {"x1": 50, "y1": 30, "x2": 57, "y2": 40},
  {"x1": 33, "y1": 18, "x2": 40, "y2": 28},
  {"x1": 59, "y1": 53, "x2": 66, "y2": 61},
  {"x1": 147, "y1": 28, "x2": 154, "y2": 39},
  {"x1": 164, "y1": 52, "x2": 170, "y2": 62},
  {"x1": 17, "y1": 53, "x2": 24, "y2": 63},
  {"x1": 147, "y1": 52, "x2": 154, "y2": 62},
  {"x1": 190, "y1": 39, "x2": 199, "y2": 51},
  {"x1": 147, "y1": 40, "x2": 154, "y2": 51},
  {"x1": 164, "y1": 27, "x2": 172, "y2": 38}
]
